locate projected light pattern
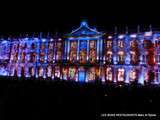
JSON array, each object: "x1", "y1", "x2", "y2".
[{"x1": 0, "y1": 21, "x2": 160, "y2": 85}]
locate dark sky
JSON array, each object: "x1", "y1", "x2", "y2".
[{"x1": 0, "y1": 1, "x2": 160, "y2": 36}]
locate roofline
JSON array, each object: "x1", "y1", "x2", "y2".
[{"x1": 70, "y1": 21, "x2": 101, "y2": 35}]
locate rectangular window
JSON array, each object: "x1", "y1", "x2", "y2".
[
  {"x1": 118, "y1": 40, "x2": 124, "y2": 48},
  {"x1": 106, "y1": 51, "x2": 113, "y2": 64},
  {"x1": 89, "y1": 40, "x2": 97, "y2": 63},
  {"x1": 79, "y1": 41, "x2": 87, "y2": 64},
  {"x1": 117, "y1": 68, "x2": 125, "y2": 82},
  {"x1": 118, "y1": 51, "x2": 125, "y2": 64},
  {"x1": 105, "y1": 67, "x2": 112, "y2": 81},
  {"x1": 106, "y1": 40, "x2": 112, "y2": 49},
  {"x1": 69, "y1": 41, "x2": 77, "y2": 62}
]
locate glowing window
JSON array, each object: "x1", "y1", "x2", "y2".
[
  {"x1": 21, "y1": 52, "x2": 26, "y2": 62},
  {"x1": 56, "y1": 51, "x2": 62, "y2": 61},
  {"x1": 30, "y1": 52, "x2": 36, "y2": 62},
  {"x1": 48, "y1": 42, "x2": 54, "y2": 49},
  {"x1": 89, "y1": 40, "x2": 96, "y2": 63},
  {"x1": 55, "y1": 66, "x2": 60, "y2": 78},
  {"x1": 130, "y1": 51, "x2": 138, "y2": 63},
  {"x1": 40, "y1": 52, "x2": 45, "y2": 62},
  {"x1": 68, "y1": 67, "x2": 77, "y2": 80},
  {"x1": 29, "y1": 67, "x2": 35, "y2": 77},
  {"x1": 69, "y1": 41, "x2": 77, "y2": 62},
  {"x1": 118, "y1": 40, "x2": 124, "y2": 48},
  {"x1": 40, "y1": 43, "x2": 45, "y2": 49},
  {"x1": 38, "y1": 67, "x2": 43, "y2": 77},
  {"x1": 118, "y1": 51, "x2": 125, "y2": 63},
  {"x1": 48, "y1": 51, "x2": 53, "y2": 62},
  {"x1": 106, "y1": 51, "x2": 113, "y2": 63},
  {"x1": 106, "y1": 40, "x2": 112, "y2": 49},
  {"x1": 130, "y1": 40, "x2": 137, "y2": 48},
  {"x1": 62, "y1": 68, "x2": 68, "y2": 80},
  {"x1": 79, "y1": 41, "x2": 87, "y2": 64},
  {"x1": 46, "y1": 66, "x2": 52, "y2": 77},
  {"x1": 87, "y1": 67, "x2": 96, "y2": 81},
  {"x1": 55, "y1": 41, "x2": 62, "y2": 61},
  {"x1": 105, "y1": 67, "x2": 112, "y2": 81},
  {"x1": 117, "y1": 68, "x2": 125, "y2": 82},
  {"x1": 129, "y1": 69, "x2": 137, "y2": 81}
]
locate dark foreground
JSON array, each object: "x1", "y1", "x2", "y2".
[{"x1": 0, "y1": 77, "x2": 160, "y2": 119}]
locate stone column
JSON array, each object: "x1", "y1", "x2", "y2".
[
  {"x1": 113, "y1": 67, "x2": 117, "y2": 82},
  {"x1": 138, "y1": 66, "x2": 145, "y2": 85},
  {"x1": 64, "y1": 40, "x2": 67, "y2": 60},
  {"x1": 67, "y1": 40, "x2": 70, "y2": 60},
  {"x1": 87, "y1": 40, "x2": 89, "y2": 61},
  {"x1": 77, "y1": 40, "x2": 80, "y2": 61},
  {"x1": 100, "y1": 39, "x2": 103, "y2": 62},
  {"x1": 96, "y1": 39, "x2": 99, "y2": 61},
  {"x1": 125, "y1": 66, "x2": 130, "y2": 83},
  {"x1": 44, "y1": 41, "x2": 48, "y2": 63}
]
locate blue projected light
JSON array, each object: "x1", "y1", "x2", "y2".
[
  {"x1": 78, "y1": 71, "x2": 85, "y2": 82},
  {"x1": 80, "y1": 41, "x2": 87, "y2": 51},
  {"x1": 81, "y1": 21, "x2": 88, "y2": 27},
  {"x1": 1, "y1": 20, "x2": 160, "y2": 86}
]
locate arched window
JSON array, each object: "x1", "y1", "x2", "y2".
[
  {"x1": 105, "y1": 67, "x2": 113, "y2": 81},
  {"x1": 117, "y1": 68, "x2": 125, "y2": 82},
  {"x1": 29, "y1": 67, "x2": 35, "y2": 77},
  {"x1": 87, "y1": 67, "x2": 96, "y2": 81},
  {"x1": 55, "y1": 66, "x2": 61, "y2": 78},
  {"x1": 118, "y1": 40, "x2": 124, "y2": 48},
  {"x1": 46, "y1": 66, "x2": 52, "y2": 77},
  {"x1": 79, "y1": 41, "x2": 87, "y2": 64},
  {"x1": 30, "y1": 52, "x2": 36, "y2": 62},
  {"x1": 48, "y1": 51, "x2": 53, "y2": 62},
  {"x1": 69, "y1": 41, "x2": 77, "y2": 62},
  {"x1": 38, "y1": 67, "x2": 43, "y2": 77},
  {"x1": 89, "y1": 40, "x2": 96, "y2": 63},
  {"x1": 106, "y1": 51, "x2": 113, "y2": 63},
  {"x1": 48, "y1": 42, "x2": 54, "y2": 49},
  {"x1": 130, "y1": 51, "x2": 138, "y2": 64},
  {"x1": 106, "y1": 40, "x2": 112, "y2": 49},
  {"x1": 40, "y1": 42, "x2": 45, "y2": 50},
  {"x1": 40, "y1": 52, "x2": 45, "y2": 63},
  {"x1": 62, "y1": 67, "x2": 68, "y2": 80},
  {"x1": 56, "y1": 42, "x2": 62, "y2": 61},
  {"x1": 129, "y1": 69, "x2": 138, "y2": 82},
  {"x1": 68, "y1": 67, "x2": 77, "y2": 80},
  {"x1": 21, "y1": 52, "x2": 26, "y2": 62},
  {"x1": 118, "y1": 51, "x2": 125, "y2": 64},
  {"x1": 130, "y1": 40, "x2": 138, "y2": 48}
]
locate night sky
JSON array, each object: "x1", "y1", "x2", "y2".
[
  {"x1": 0, "y1": 1, "x2": 160, "y2": 36},
  {"x1": 1, "y1": 2, "x2": 160, "y2": 119}
]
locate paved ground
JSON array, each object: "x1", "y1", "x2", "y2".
[{"x1": 0, "y1": 77, "x2": 160, "y2": 119}]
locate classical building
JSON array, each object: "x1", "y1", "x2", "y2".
[{"x1": 0, "y1": 21, "x2": 160, "y2": 85}]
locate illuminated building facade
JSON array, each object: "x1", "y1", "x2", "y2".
[{"x1": 0, "y1": 21, "x2": 160, "y2": 85}]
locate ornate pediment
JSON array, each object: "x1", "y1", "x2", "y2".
[{"x1": 68, "y1": 21, "x2": 102, "y2": 37}]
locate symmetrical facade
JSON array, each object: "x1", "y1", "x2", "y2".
[{"x1": 0, "y1": 21, "x2": 160, "y2": 85}]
